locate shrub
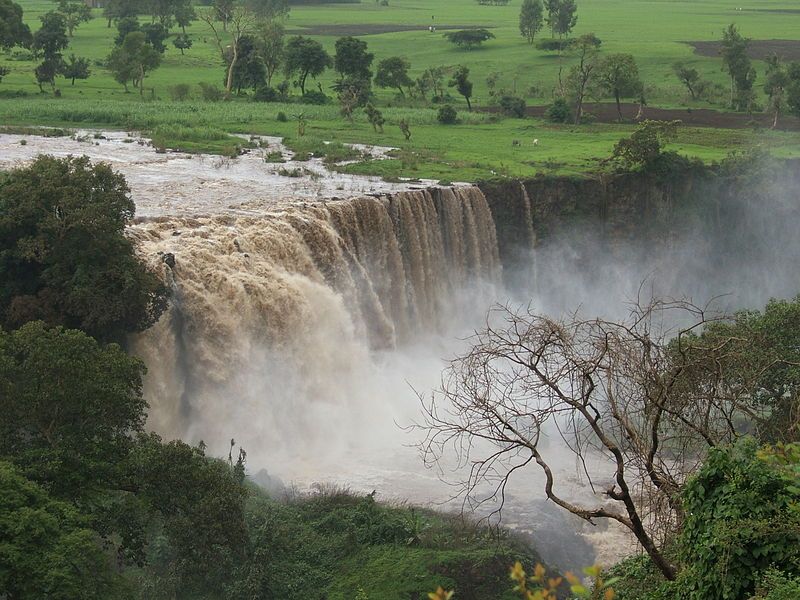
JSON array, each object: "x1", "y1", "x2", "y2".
[
  {"x1": 437, "y1": 105, "x2": 458, "y2": 125},
  {"x1": 680, "y1": 439, "x2": 800, "y2": 600},
  {"x1": 498, "y1": 95, "x2": 526, "y2": 118},
  {"x1": 535, "y1": 38, "x2": 573, "y2": 52},
  {"x1": 168, "y1": 83, "x2": 192, "y2": 102},
  {"x1": 545, "y1": 97, "x2": 570, "y2": 123},
  {"x1": 198, "y1": 82, "x2": 224, "y2": 102},
  {"x1": 276, "y1": 111, "x2": 288, "y2": 122},
  {"x1": 253, "y1": 86, "x2": 279, "y2": 102},
  {"x1": 300, "y1": 90, "x2": 329, "y2": 105}
]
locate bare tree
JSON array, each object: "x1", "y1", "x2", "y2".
[
  {"x1": 418, "y1": 297, "x2": 774, "y2": 581},
  {"x1": 201, "y1": 6, "x2": 257, "y2": 100}
]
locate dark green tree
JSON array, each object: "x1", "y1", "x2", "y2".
[
  {"x1": 519, "y1": 0, "x2": 544, "y2": 44},
  {"x1": 448, "y1": 64, "x2": 473, "y2": 110},
  {"x1": 141, "y1": 22, "x2": 169, "y2": 54},
  {"x1": 60, "y1": 52, "x2": 90, "y2": 84},
  {"x1": 0, "y1": 0, "x2": 32, "y2": 49},
  {"x1": 334, "y1": 36, "x2": 374, "y2": 80},
  {"x1": 32, "y1": 11, "x2": 69, "y2": 59},
  {"x1": 102, "y1": 0, "x2": 138, "y2": 28},
  {"x1": 673, "y1": 61, "x2": 701, "y2": 100},
  {"x1": 284, "y1": 35, "x2": 331, "y2": 95},
  {"x1": 597, "y1": 53, "x2": 642, "y2": 121},
  {"x1": 0, "y1": 460, "x2": 125, "y2": 600},
  {"x1": 245, "y1": 0, "x2": 289, "y2": 20},
  {"x1": 114, "y1": 15, "x2": 140, "y2": 46},
  {"x1": 553, "y1": 0, "x2": 577, "y2": 39},
  {"x1": 0, "y1": 322, "x2": 147, "y2": 499},
  {"x1": 610, "y1": 119, "x2": 680, "y2": 170},
  {"x1": 443, "y1": 28, "x2": 495, "y2": 50},
  {"x1": 108, "y1": 30, "x2": 162, "y2": 94},
  {"x1": 173, "y1": 32, "x2": 192, "y2": 55},
  {"x1": 0, "y1": 155, "x2": 168, "y2": 338},
  {"x1": 228, "y1": 34, "x2": 267, "y2": 93},
  {"x1": 52, "y1": 0, "x2": 92, "y2": 37},
  {"x1": 764, "y1": 54, "x2": 788, "y2": 128},
  {"x1": 213, "y1": 0, "x2": 235, "y2": 30},
  {"x1": 173, "y1": 0, "x2": 196, "y2": 33},
  {"x1": 374, "y1": 56, "x2": 412, "y2": 97},
  {"x1": 364, "y1": 102, "x2": 385, "y2": 132},
  {"x1": 253, "y1": 19, "x2": 284, "y2": 85},
  {"x1": 720, "y1": 24, "x2": 756, "y2": 110}
]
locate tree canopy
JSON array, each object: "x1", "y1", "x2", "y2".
[
  {"x1": 0, "y1": 0, "x2": 31, "y2": 49},
  {"x1": 284, "y1": 35, "x2": 331, "y2": 95},
  {"x1": 444, "y1": 28, "x2": 496, "y2": 50},
  {"x1": 0, "y1": 155, "x2": 168, "y2": 340}
]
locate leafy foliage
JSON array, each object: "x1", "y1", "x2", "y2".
[
  {"x1": 443, "y1": 28, "x2": 496, "y2": 50},
  {"x1": 680, "y1": 439, "x2": 800, "y2": 600},
  {"x1": 0, "y1": 0, "x2": 31, "y2": 49},
  {"x1": 610, "y1": 119, "x2": 680, "y2": 170}
]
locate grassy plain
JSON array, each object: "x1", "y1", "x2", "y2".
[{"x1": 2, "y1": 0, "x2": 799, "y2": 180}]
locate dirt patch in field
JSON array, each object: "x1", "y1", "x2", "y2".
[
  {"x1": 688, "y1": 39, "x2": 800, "y2": 61},
  {"x1": 287, "y1": 23, "x2": 490, "y2": 36},
  {"x1": 520, "y1": 103, "x2": 800, "y2": 131}
]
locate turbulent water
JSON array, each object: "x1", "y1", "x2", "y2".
[{"x1": 7, "y1": 131, "x2": 798, "y2": 571}]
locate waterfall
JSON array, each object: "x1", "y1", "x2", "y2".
[{"x1": 129, "y1": 186, "x2": 501, "y2": 461}]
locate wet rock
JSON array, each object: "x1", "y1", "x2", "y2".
[
  {"x1": 162, "y1": 253, "x2": 176, "y2": 268},
  {"x1": 172, "y1": 230, "x2": 182, "y2": 236}
]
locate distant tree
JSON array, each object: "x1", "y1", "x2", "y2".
[
  {"x1": 108, "y1": 31, "x2": 161, "y2": 94},
  {"x1": 598, "y1": 53, "x2": 642, "y2": 121},
  {"x1": 374, "y1": 56, "x2": 412, "y2": 96},
  {"x1": 565, "y1": 33, "x2": 601, "y2": 124},
  {"x1": 444, "y1": 28, "x2": 495, "y2": 50},
  {"x1": 284, "y1": 35, "x2": 331, "y2": 95},
  {"x1": 173, "y1": 32, "x2": 192, "y2": 55},
  {"x1": 544, "y1": 0, "x2": 559, "y2": 37},
  {"x1": 174, "y1": 0, "x2": 197, "y2": 33},
  {"x1": 245, "y1": 0, "x2": 289, "y2": 20},
  {"x1": 203, "y1": 5, "x2": 257, "y2": 98},
  {"x1": 417, "y1": 65, "x2": 447, "y2": 100},
  {"x1": 399, "y1": 118, "x2": 411, "y2": 140},
  {"x1": 553, "y1": 0, "x2": 577, "y2": 39},
  {"x1": 114, "y1": 15, "x2": 139, "y2": 46},
  {"x1": 102, "y1": 0, "x2": 137, "y2": 28},
  {"x1": 720, "y1": 24, "x2": 756, "y2": 110},
  {"x1": 32, "y1": 11, "x2": 69, "y2": 59},
  {"x1": 334, "y1": 75, "x2": 370, "y2": 117},
  {"x1": 787, "y1": 63, "x2": 800, "y2": 119},
  {"x1": 449, "y1": 64, "x2": 474, "y2": 110},
  {"x1": 673, "y1": 61, "x2": 700, "y2": 100},
  {"x1": 364, "y1": 102, "x2": 385, "y2": 132},
  {"x1": 610, "y1": 119, "x2": 680, "y2": 170},
  {"x1": 519, "y1": 0, "x2": 544, "y2": 44},
  {"x1": 334, "y1": 36, "x2": 374, "y2": 81},
  {"x1": 52, "y1": 0, "x2": 92, "y2": 37},
  {"x1": 60, "y1": 52, "x2": 90, "y2": 84},
  {"x1": 254, "y1": 19, "x2": 284, "y2": 85},
  {"x1": 213, "y1": 0, "x2": 235, "y2": 30},
  {"x1": 141, "y1": 22, "x2": 169, "y2": 53},
  {"x1": 764, "y1": 54, "x2": 788, "y2": 128},
  {"x1": 0, "y1": 156, "x2": 167, "y2": 338},
  {"x1": 437, "y1": 104, "x2": 458, "y2": 124},
  {"x1": 0, "y1": 65, "x2": 8, "y2": 82},
  {"x1": 32, "y1": 11, "x2": 68, "y2": 91},
  {"x1": 228, "y1": 34, "x2": 266, "y2": 93},
  {"x1": 0, "y1": 0, "x2": 32, "y2": 49}
]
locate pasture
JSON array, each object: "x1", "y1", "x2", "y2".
[{"x1": 2, "y1": 0, "x2": 799, "y2": 180}]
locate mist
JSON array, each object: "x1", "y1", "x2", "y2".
[{"x1": 124, "y1": 161, "x2": 799, "y2": 571}]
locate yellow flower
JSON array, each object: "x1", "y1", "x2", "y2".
[{"x1": 428, "y1": 586, "x2": 454, "y2": 600}]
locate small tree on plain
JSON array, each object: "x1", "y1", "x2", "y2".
[
  {"x1": 597, "y1": 53, "x2": 642, "y2": 121},
  {"x1": 375, "y1": 56, "x2": 413, "y2": 97},
  {"x1": 519, "y1": 0, "x2": 544, "y2": 44},
  {"x1": 449, "y1": 65, "x2": 474, "y2": 110},
  {"x1": 673, "y1": 62, "x2": 700, "y2": 100},
  {"x1": 444, "y1": 28, "x2": 495, "y2": 50},
  {"x1": 60, "y1": 53, "x2": 90, "y2": 85},
  {"x1": 283, "y1": 35, "x2": 331, "y2": 95},
  {"x1": 565, "y1": 33, "x2": 601, "y2": 124},
  {"x1": 364, "y1": 103, "x2": 385, "y2": 132},
  {"x1": 173, "y1": 33, "x2": 192, "y2": 55},
  {"x1": 52, "y1": 0, "x2": 92, "y2": 37}
]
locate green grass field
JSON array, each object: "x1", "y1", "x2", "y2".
[{"x1": 2, "y1": 0, "x2": 799, "y2": 180}]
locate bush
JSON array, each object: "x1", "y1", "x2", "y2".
[
  {"x1": 198, "y1": 82, "x2": 224, "y2": 102},
  {"x1": 535, "y1": 38, "x2": 573, "y2": 52},
  {"x1": 437, "y1": 105, "x2": 458, "y2": 125},
  {"x1": 168, "y1": 83, "x2": 192, "y2": 101},
  {"x1": 300, "y1": 90, "x2": 329, "y2": 105},
  {"x1": 545, "y1": 97, "x2": 570, "y2": 123},
  {"x1": 679, "y1": 439, "x2": 800, "y2": 600},
  {"x1": 276, "y1": 111, "x2": 288, "y2": 122},
  {"x1": 253, "y1": 86, "x2": 279, "y2": 102},
  {"x1": 498, "y1": 95, "x2": 526, "y2": 118}
]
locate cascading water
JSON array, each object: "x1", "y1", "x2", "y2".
[{"x1": 129, "y1": 187, "x2": 503, "y2": 467}]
